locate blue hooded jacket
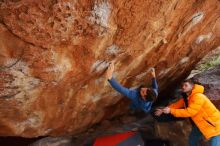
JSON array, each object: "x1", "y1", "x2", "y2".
[{"x1": 108, "y1": 77, "x2": 158, "y2": 113}]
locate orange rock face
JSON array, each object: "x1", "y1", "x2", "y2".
[{"x1": 0, "y1": 0, "x2": 219, "y2": 137}]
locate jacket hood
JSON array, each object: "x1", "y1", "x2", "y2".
[{"x1": 190, "y1": 84, "x2": 204, "y2": 95}]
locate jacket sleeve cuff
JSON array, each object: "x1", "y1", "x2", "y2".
[
  {"x1": 168, "y1": 104, "x2": 172, "y2": 108},
  {"x1": 170, "y1": 108, "x2": 176, "y2": 115}
]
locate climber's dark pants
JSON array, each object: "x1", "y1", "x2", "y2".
[{"x1": 189, "y1": 126, "x2": 220, "y2": 146}]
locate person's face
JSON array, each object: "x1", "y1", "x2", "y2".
[
  {"x1": 181, "y1": 82, "x2": 193, "y2": 93},
  {"x1": 140, "y1": 88, "x2": 148, "y2": 100}
]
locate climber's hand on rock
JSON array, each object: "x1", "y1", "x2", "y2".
[
  {"x1": 155, "y1": 108, "x2": 163, "y2": 116},
  {"x1": 162, "y1": 107, "x2": 171, "y2": 114},
  {"x1": 106, "y1": 62, "x2": 115, "y2": 80},
  {"x1": 150, "y1": 67, "x2": 156, "y2": 78}
]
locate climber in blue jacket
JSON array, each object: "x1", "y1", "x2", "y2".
[{"x1": 106, "y1": 62, "x2": 158, "y2": 113}]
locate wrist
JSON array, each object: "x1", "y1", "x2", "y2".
[
  {"x1": 108, "y1": 76, "x2": 113, "y2": 80},
  {"x1": 152, "y1": 74, "x2": 156, "y2": 78}
]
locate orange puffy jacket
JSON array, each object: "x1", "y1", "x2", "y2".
[{"x1": 169, "y1": 84, "x2": 220, "y2": 139}]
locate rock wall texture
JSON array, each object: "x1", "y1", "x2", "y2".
[
  {"x1": 193, "y1": 65, "x2": 220, "y2": 109},
  {"x1": 0, "y1": 0, "x2": 219, "y2": 137}
]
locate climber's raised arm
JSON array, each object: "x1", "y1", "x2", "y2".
[
  {"x1": 106, "y1": 62, "x2": 135, "y2": 99},
  {"x1": 150, "y1": 68, "x2": 158, "y2": 96}
]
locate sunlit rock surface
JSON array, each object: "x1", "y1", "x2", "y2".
[{"x1": 0, "y1": 0, "x2": 219, "y2": 137}]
